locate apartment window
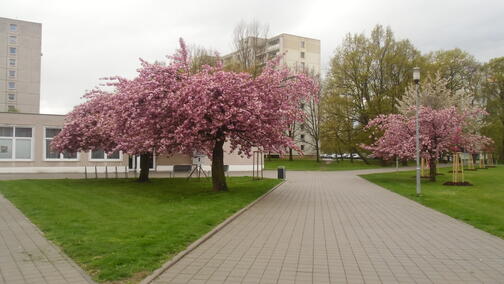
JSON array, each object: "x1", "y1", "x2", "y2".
[
  {"x1": 300, "y1": 51, "x2": 305, "y2": 59},
  {"x1": 7, "y1": 106, "x2": 17, "y2": 112},
  {"x1": 44, "y1": 128, "x2": 78, "y2": 160},
  {"x1": 300, "y1": 41, "x2": 305, "y2": 48},
  {"x1": 9, "y1": 24, "x2": 17, "y2": 32},
  {"x1": 9, "y1": 47, "x2": 17, "y2": 55},
  {"x1": 0, "y1": 126, "x2": 33, "y2": 160},
  {"x1": 8, "y1": 35, "x2": 17, "y2": 44},
  {"x1": 300, "y1": 103, "x2": 305, "y2": 110},
  {"x1": 8, "y1": 94, "x2": 16, "y2": 101},
  {"x1": 300, "y1": 145, "x2": 305, "y2": 151},
  {"x1": 300, "y1": 134, "x2": 305, "y2": 142},
  {"x1": 300, "y1": 123, "x2": 305, "y2": 130},
  {"x1": 90, "y1": 149, "x2": 121, "y2": 161},
  {"x1": 9, "y1": 59, "x2": 16, "y2": 66},
  {"x1": 8, "y1": 70, "x2": 16, "y2": 79},
  {"x1": 8, "y1": 82, "x2": 16, "y2": 90}
]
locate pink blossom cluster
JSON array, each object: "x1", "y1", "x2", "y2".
[
  {"x1": 362, "y1": 106, "x2": 493, "y2": 161},
  {"x1": 52, "y1": 39, "x2": 318, "y2": 158}
]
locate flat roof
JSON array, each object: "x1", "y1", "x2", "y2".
[
  {"x1": 0, "y1": 112, "x2": 65, "y2": 117},
  {"x1": 0, "y1": 17, "x2": 42, "y2": 25}
]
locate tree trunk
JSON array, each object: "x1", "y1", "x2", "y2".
[
  {"x1": 429, "y1": 159, "x2": 437, "y2": 182},
  {"x1": 211, "y1": 139, "x2": 228, "y2": 191},
  {"x1": 289, "y1": 148, "x2": 293, "y2": 161},
  {"x1": 315, "y1": 145, "x2": 320, "y2": 163},
  {"x1": 354, "y1": 149, "x2": 369, "y2": 164},
  {"x1": 138, "y1": 153, "x2": 150, "y2": 182}
]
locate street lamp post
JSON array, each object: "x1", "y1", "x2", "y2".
[{"x1": 413, "y1": 67, "x2": 421, "y2": 196}]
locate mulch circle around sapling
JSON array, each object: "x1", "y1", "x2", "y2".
[{"x1": 443, "y1": 181, "x2": 473, "y2": 186}]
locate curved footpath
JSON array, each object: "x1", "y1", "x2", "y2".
[
  {"x1": 0, "y1": 195, "x2": 94, "y2": 284},
  {"x1": 148, "y1": 169, "x2": 504, "y2": 284}
]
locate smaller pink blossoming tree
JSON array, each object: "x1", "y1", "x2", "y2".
[{"x1": 362, "y1": 106, "x2": 492, "y2": 181}]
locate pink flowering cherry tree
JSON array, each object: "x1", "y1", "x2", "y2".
[
  {"x1": 362, "y1": 106, "x2": 492, "y2": 181},
  {"x1": 169, "y1": 57, "x2": 318, "y2": 191},
  {"x1": 52, "y1": 41, "x2": 190, "y2": 182}
]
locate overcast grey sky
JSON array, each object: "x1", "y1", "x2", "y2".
[{"x1": 2, "y1": 0, "x2": 503, "y2": 114}]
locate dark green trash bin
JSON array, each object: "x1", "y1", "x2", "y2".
[{"x1": 277, "y1": 166, "x2": 286, "y2": 179}]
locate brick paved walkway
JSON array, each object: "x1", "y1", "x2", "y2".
[
  {"x1": 0, "y1": 195, "x2": 93, "y2": 284},
  {"x1": 151, "y1": 170, "x2": 504, "y2": 284}
]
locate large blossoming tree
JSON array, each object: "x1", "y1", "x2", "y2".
[
  {"x1": 362, "y1": 106, "x2": 492, "y2": 181},
  {"x1": 53, "y1": 39, "x2": 317, "y2": 189}
]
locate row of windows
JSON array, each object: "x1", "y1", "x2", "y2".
[
  {"x1": 0, "y1": 126, "x2": 122, "y2": 161},
  {"x1": 7, "y1": 23, "x2": 18, "y2": 111}
]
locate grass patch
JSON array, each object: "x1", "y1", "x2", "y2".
[
  {"x1": 264, "y1": 158, "x2": 388, "y2": 171},
  {"x1": 361, "y1": 166, "x2": 504, "y2": 239},
  {"x1": 0, "y1": 177, "x2": 281, "y2": 283}
]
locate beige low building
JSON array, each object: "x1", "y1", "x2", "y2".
[
  {"x1": 0, "y1": 112, "x2": 256, "y2": 174},
  {"x1": 0, "y1": 17, "x2": 258, "y2": 174}
]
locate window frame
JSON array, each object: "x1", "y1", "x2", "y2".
[
  {"x1": 9, "y1": 58, "x2": 16, "y2": 67},
  {"x1": 7, "y1": 94, "x2": 16, "y2": 101},
  {"x1": 89, "y1": 149, "x2": 123, "y2": 162},
  {"x1": 8, "y1": 35, "x2": 17, "y2": 44},
  {"x1": 9, "y1": 24, "x2": 18, "y2": 32},
  {"x1": 8, "y1": 70, "x2": 16, "y2": 79},
  {"x1": 43, "y1": 127, "x2": 79, "y2": 161},
  {"x1": 300, "y1": 51, "x2": 305, "y2": 59},
  {"x1": 9, "y1": 47, "x2": 17, "y2": 55},
  {"x1": 8, "y1": 82, "x2": 16, "y2": 90},
  {"x1": 0, "y1": 125, "x2": 34, "y2": 161}
]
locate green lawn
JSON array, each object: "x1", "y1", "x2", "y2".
[
  {"x1": 264, "y1": 158, "x2": 388, "y2": 171},
  {"x1": 361, "y1": 166, "x2": 504, "y2": 239},
  {"x1": 0, "y1": 177, "x2": 280, "y2": 283}
]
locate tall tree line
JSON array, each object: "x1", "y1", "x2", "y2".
[{"x1": 322, "y1": 24, "x2": 504, "y2": 162}]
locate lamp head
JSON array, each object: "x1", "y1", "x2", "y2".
[{"x1": 413, "y1": 67, "x2": 420, "y2": 84}]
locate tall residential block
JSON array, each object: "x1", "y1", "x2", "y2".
[
  {"x1": 223, "y1": 33, "x2": 321, "y2": 156},
  {"x1": 0, "y1": 17, "x2": 41, "y2": 113}
]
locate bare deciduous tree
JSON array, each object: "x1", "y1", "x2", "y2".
[
  {"x1": 230, "y1": 20, "x2": 269, "y2": 76},
  {"x1": 304, "y1": 87, "x2": 322, "y2": 162}
]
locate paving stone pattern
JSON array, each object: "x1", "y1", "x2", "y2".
[
  {"x1": 0, "y1": 195, "x2": 94, "y2": 284},
  {"x1": 152, "y1": 170, "x2": 504, "y2": 284}
]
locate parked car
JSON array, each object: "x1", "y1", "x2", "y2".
[{"x1": 320, "y1": 153, "x2": 331, "y2": 159}]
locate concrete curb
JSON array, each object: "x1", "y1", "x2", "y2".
[{"x1": 140, "y1": 179, "x2": 287, "y2": 284}]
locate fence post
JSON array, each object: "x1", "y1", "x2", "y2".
[
  {"x1": 125, "y1": 166, "x2": 128, "y2": 178},
  {"x1": 105, "y1": 166, "x2": 108, "y2": 179},
  {"x1": 95, "y1": 166, "x2": 98, "y2": 179},
  {"x1": 84, "y1": 166, "x2": 88, "y2": 179},
  {"x1": 115, "y1": 166, "x2": 118, "y2": 178}
]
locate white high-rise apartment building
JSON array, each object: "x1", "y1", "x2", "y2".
[
  {"x1": 0, "y1": 17, "x2": 42, "y2": 113},
  {"x1": 223, "y1": 33, "x2": 321, "y2": 156}
]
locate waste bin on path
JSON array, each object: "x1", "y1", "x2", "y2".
[{"x1": 277, "y1": 166, "x2": 286, "y2": 179}]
